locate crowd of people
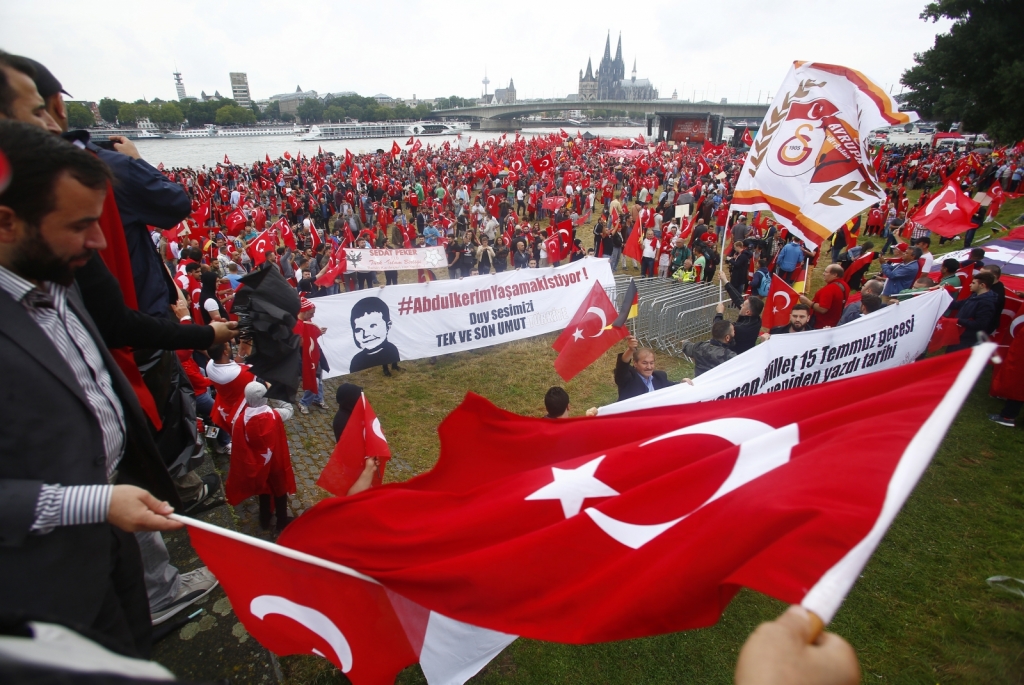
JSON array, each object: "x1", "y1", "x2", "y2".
[{"x1": 2, "y1": 45, "x2": 1019, "y2": 685}]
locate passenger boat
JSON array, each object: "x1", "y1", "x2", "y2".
[{"x1": 298, "y1": 120, "x2": 470, "y2": 141}]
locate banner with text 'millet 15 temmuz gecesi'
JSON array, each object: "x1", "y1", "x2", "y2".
[
  {"x1": 312, "y1": 257, "x2": 615, "y2": 377},
  {"x1": 599, "y1": 288, "x2": 952, "y2": 415}
]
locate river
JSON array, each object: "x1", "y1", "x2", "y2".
[{"x1": 131, "y1": 126, "x2": 647, "y2": 169}]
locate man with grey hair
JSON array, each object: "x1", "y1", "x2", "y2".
[
  {"x1": 838, "y1": 279, "x2": 885, "y2": 325},
  {"x1": 799, "y1": 263, "x2": 848, "y2": 328},
  {"x1": 880, "y1": 246, "x2": 923, "y2": 298}
]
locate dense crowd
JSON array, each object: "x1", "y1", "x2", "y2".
[{"x1": 3, "y1": 46, "x2": 1022, "y2": 685}]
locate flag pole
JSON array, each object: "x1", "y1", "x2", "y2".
[
  {"x1": 800, "y1": 257, "x2": 810, "y2": 294},
  {"x1": 168, "y1": 513, "x2": 381, "y2": 584}
]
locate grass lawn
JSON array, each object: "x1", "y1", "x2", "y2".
[{"x1": 281, "y1": 195, "x2": 1024, "y2": 684}]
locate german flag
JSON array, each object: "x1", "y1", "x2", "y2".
[{"x1": 612, "y1": 278, "x2": 638, "y2": 328}]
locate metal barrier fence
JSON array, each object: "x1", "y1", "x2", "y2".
[{"x1": 606, "y1": 276, "x2": 720, "y2": 356}]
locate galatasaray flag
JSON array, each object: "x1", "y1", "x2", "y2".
[{"x1": 762, "y1": 274, "x2": 799, "y2": 329}]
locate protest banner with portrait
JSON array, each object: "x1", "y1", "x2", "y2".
[
  {"x1": 312, "y1": 258, "x2": 615, "y2": 376},
  {"x1": 599, "y1": 288, "x2": 952, "y2": 414}
]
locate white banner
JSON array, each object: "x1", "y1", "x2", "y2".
[
  {"x1": 344, "y1": 246, "x2": 447, "y2": 272},
  {"x1": 599, "y1": 289, "x2": 951, "y2": 415},
  {"x1": 733, "y1": 61, "x2": 917, "y2": 248},
  {"x1": 313, "y1": 257, "x2": 615, "y2": 377}
]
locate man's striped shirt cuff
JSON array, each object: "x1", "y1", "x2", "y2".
[{"x1": 32, "y1": 484, "x2": 113, "y2": 533}]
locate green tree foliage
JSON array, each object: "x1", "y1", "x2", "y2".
[
  {"x1": 66, "y1": 102, "x2": 95, "y2": 129},
  {"x1": 214, "y1": 104, "x2": 256, "y2": 126},
  {"x1": 97, "y1": 98, "x2": 123, "y2": 123},
  {"x1": 435, "y1": 95, "x2": 476, "y2": 109},
  {"x1": 255, "y1": 100, "x2": 281, "y2": 121},
  {"x1": 179, "y1": 98, "x2": 233, "y2": 126},
  {"x1": 901, "y1": 0, "x2": 1024, "y2": 141},
  {"x1": 117, "y1": 102, "x2": 151, "y2": 124},
  {"x1": 296, "y1": 97, "x2": 325, "y2": 123},
  {"x1": 151, "y1": 102, "x2": 184, "y2": 127}
]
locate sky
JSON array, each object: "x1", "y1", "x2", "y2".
[{"x1": 1, "y1": 0, "x2": 951, "y2": 105}]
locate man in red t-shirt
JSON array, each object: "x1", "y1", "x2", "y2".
[{"x1": 799, "y1": 264, "x2": 849, "y2": 328}]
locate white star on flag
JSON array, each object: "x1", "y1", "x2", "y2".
[
  {"x1": 572, "y1": 328, "x2": 584, "y2": 341},
  {"x1": 525, "y1": 455, "x2": 619, "y2": 518},
  {"x1": 943, "y1": 203, "x2": 958, "y2": 214},
  {"x1": 261, "y1": 449, "x2": 273, "y2": 464}
]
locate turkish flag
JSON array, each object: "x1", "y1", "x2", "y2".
[
  {"x1": 532, "y1": 154, "x2": 554, "y2": 173},
  {"x1": 265, "y1": 153, "x2": 271, "y2": 163},
  {"x1": 993, "y1": 294, "x2": 1024, "y2": 344},
  {"x1": 622, "y1": 216, "x2": 645, "y2": 263},
  {"x1": 552, "y1": 278, "x2": 622, "y2": 352},
  {"x1": 247, "y1": 230, "x2": 274, "y2": 266},
  {"x1": 909, "y1": 179, "x2": 981, "y2": 238},
  {"x1": 315, "y1": 246, "x2": 347, "y2": 288},
  {"x1": 510, "y1": 154, "x2": 526, "y2": 174},
  {"x1": 955, "y1": 265, "x2": 974, "y2": 301},
  {"x1": 284, "y1": 151, "x2": 292, "y2": 160},
  {"x1": 280, "y1": 347, "x2": 992, "y2": 646},
  {"x1": 191, "y1": 200, "x2": 211, "y2": 226},
  {"x1": 544, "y1": 234, "x2": 562, "y2": 264},
  {"x1": 541, "y1": 196, "x2": 566, "y2": 211},
  {"x1": 318, "y1": 394, "x2": 392, "y2": 496},
  {"x1": 761, "y1": 274, "x2": 799, "y2": 329},
  {"x1": 696, "y1": 156, "x2": 711, "y2": 176},
  {"x1": 391, "y1": 141, "x2": 401, "y2": 156},
  {"x1": 225, "y1": 208, "x2": 247, "y2": 236},
  {"x1": 411, "y1": 139, "x2": 422, "y2": 153},
  {"x1": 224, "y1": 154, "x2": 231, "y2": 165},
  {"x1": 273, "y1": 217, "x2": 297, "y2": 250},
  {"x1": 991, "y1": 300, "x2": 1024, "y2": 401},
  {"x1": 927, "y1": 316, "x2": 964, "y2": 353},
  {"x1": 741, "y1": 128, "x2": 753, "y2": 147},
  {"x1": 344, "y1": 149, "x2": 353, "y2": 167},
  {"x1": 253, "y1": 207, "x2": 267, "y2": 230},
  {"x1": 559, "y1": 129, "x2": 569, "y2": 140},
  {"x1": 184, "y1": 521, "x2": 420, "y2": 683},
  {"x1": 406, "y1": 136, "x2": 414, "y2": 146}
]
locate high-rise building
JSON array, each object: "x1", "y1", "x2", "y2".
[
  {"x1": 229, "y1": 72, "x2": 252, "y2": 108},
  {"x1": 173, "y1": 71, "x2": 187, "y2": 100}
]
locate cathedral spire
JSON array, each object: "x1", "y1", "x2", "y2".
[
  {"x1": 632, "y1": 58, "x2": 637, "y2": 81},
  {"x1": 585, "y1": 57, "x2": 594, "y2": 80},
  {"x1": 603, "y1": 31, "x2": 611, "y2": 60},
  {"x1": 614, "y1": 32, "x2": 622, "y2": 63}
]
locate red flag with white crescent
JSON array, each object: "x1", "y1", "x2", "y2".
[
  {"x1": 317, "y1": 394, "x2": 391, "y2": 496},
  {"x1": 277, "y1": 346, "x2": 992, "y2": 647},
  {"x1": 909, "y1": 179, "x2": 981, "y2": 238},
  {"x1": 391, "y1": 141, "x2": 401, "y2": 156},
  {"x1": 246, "y1": 230, "x2": 273, "y2": 266},
  {"x1": 761, "y1": 274, "x2": 799, "y2": 329}
]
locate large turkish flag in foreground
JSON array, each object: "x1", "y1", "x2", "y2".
[{"x1": 280, "y1": 345, "x2": 992, "y2": 645}]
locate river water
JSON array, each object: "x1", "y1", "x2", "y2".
[{"x1": 131, "y1": 126, "x2": 647, "y2": 169}]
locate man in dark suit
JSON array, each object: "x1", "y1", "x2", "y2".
[
  {"x1": 0, "y1": 121, "x2": 184, "y2": 657},
  {"x1": 614, "y1": 336, "x2": 679, "y2": 402}
]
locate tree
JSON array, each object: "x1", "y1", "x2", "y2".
[
  {"x1": 98, "y1": 98, "x2": 123, "y2": 124},
  {"x1": 66, "y1": 102, "x2": 95, "y2": 129},
  {"x1": 901, "y1": 0, "x2": 1024, "y2": 141},
  {"x1": 215, "y1": 104, "x2": 256, "y2": 126},
  {"x1": 324, "y1": 105, "x2": 347, "y2": 122},
  {"x1": 151, "y1": 102, "x2": 184, "y2": 127},
  {"x1": 296, "y1": 98, "x2": 325, "y2": 123}
]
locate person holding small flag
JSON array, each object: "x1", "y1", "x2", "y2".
[{"x1": 614, "y1": 336, "x2": 680, "y2": 401}]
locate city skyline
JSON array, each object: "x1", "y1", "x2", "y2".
[{"x1": 2, "y1": 0, "x2": 950, "y2": 105}]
